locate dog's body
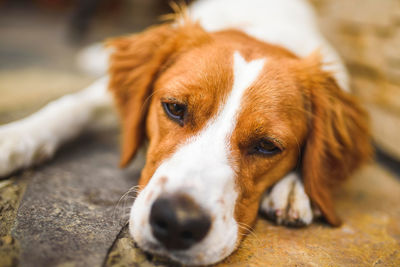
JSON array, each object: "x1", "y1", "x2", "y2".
[{"x1": 0, "y1": 0, "x2": 371, "y2": 265}]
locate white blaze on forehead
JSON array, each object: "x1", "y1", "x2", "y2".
[
  {"x1": 130, "y1": 51, "x2": 266, "y2": 265},
  {"x1": 149, "y1": 52, "x2": 266, "y2": 191},
  {"x1": 221, "y1": 52, "x2": 266, "y2": 135}
]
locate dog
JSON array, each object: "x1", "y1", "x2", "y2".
[{"x1": 0, "y1": 0, "x2": 371, "y2": 265}]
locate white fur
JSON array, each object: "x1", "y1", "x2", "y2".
[
  {"x1": 260, "y1": 172, "x2": 313, "y2": 225},
  {"x1": 76, "y1": 44, "x2": 112, "y2": 77},
  {"x1": 0, "y1": 77, "x2": 111, "y2": 177},
  {"x1": 130, "y1": 52, "x2": 265, "y2": 265},
  {"x1": 189, "y1": 0, "x2": 349, "y2": 92}
]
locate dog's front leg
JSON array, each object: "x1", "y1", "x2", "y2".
[
  {"x1": 260, "y1": 172, "x2": 315, "y2": 226},
  {"x1": 0, "y1": 76, "x2": 112, "y2": 178}
]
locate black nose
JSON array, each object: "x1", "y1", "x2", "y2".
[{"x1": 149, "y1": 194, "x2": 211, "y2": 250}]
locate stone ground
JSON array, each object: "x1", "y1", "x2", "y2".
[{"x1": 1, "y1": 1, "x2": 400, "y2": 266}]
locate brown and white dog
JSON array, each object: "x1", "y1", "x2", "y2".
[{"x1": 0, "y1": 0, "x2": 371, "y2": 265}]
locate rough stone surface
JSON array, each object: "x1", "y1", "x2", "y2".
[
  {"x1": 9, "y1": 131, "x2": 141, "y2": 267},
  {"x1": 0, "y1": 176, "x2": 28, "y2": 267}
]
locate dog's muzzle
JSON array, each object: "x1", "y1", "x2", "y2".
[{"x1": 149, "y1": 194, "x2": 211, "y2": 250}]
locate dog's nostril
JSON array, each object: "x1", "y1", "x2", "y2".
[
  {"x1": 181, "y1": 230, "x2": 194, "y2": 241},
  {"x1": 153, "y1": 219, "x2": 168, "y2": 235},
  {"x1": 155, "y1": 220, "x2": 167, "y2": 230},
  {"x1": 149, "y1": 194, "x2": 211, "y2": 250}
]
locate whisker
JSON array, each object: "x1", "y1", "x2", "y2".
[
  {"x1": 111, "y1": 185, "x2": 144, "y2": 225},
  {"x1": 139, "y1": 87, "x2": 163, "y2": 117},
  {"x1": 237, "y1": 222, "x2": 262, "y2": 245}
]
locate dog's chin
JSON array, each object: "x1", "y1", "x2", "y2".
[
  {"x1": 132, "y1": 240, "x2": 213, "y2": 266},
  {"x1": 132, "y1": 238, "x2": 237, "y2": 266},
  {"x1": 129, "y1": 214, "x2": 238, "y2": 266}
]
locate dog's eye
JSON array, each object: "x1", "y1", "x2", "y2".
[
  {"x1": 162, "y1": 102, "x2": 186, "y2": 125},
  {"x1": 250, "y1": 139, "x2": 282, "y2": 156}
]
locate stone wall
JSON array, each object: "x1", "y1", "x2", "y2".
[{"x1": 311, "y1": 0, "x2": 400, "y2": 159}]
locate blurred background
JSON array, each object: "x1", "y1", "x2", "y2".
[
  {"x1": 0, "y1": 0, "x2": 399, "y2": 168},
  {"x1": 312, "y1": 0, "x2": 400, "y2": 175},
  {"x1": 0, "y1": 0, "x2": 178, "y2": 123},
  {"x1": 0, "y1": 1, "x2": 399, "y2": 266}
]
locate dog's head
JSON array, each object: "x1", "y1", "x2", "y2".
[{"x1": 108, "y1": 22, "x2": 371, "y2": 265}]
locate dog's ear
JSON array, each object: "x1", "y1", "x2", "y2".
[
  {"x1": 299, "y1": 53, "x2": 372, "y2": 226},
  {"x1": 107, "y1": 22, "x2": 209, "y2": 167}
]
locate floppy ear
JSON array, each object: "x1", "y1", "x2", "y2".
[
  {"x1": 107, "y1": 22, "x2": 210, "y2": 167},
  {"x1": 300, "y1": 55, "x2": 372, "y2": 226},
  {"x1": 107, "y1": 24, "x2": 177, "y2": 167}
]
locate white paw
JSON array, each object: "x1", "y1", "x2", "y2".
[
  {"x1": 0, "y1": 123, "x2": 56, "y2": 177},
  {"x1": 260, "y1": 173, "x2": 313, "y2": 226}
]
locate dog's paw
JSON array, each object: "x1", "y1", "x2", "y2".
[
  {"x1": 0, "y1": 123, "x2": 56, "y2": 178},
  {"x1": 260, "y1": 173, "x2": 313, "y2": 227}
]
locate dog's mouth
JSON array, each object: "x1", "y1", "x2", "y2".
[
  {"x1": 132, "y1": 233, "x2": 238, "y2": 266},
  {"x1": 134, "y1": 239, "x2": 210, "y2": 266},
  {"x1": 130, "y1": 224, "x2": 226, "y2": 266}
]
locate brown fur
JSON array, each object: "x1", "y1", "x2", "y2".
[
  {"x1": 107, "y1": 21, "x2": 372, "y2": 243},
  {"x1": 297, "y1": 54, "x2": 372, "y2": 225},
  {"x1": 108, "y1": 22, "x2": 211, "y2": 167}
]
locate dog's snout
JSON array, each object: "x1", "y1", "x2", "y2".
[{"x1": 149, "y1": 194, "x2": 211, "y2": 250}]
